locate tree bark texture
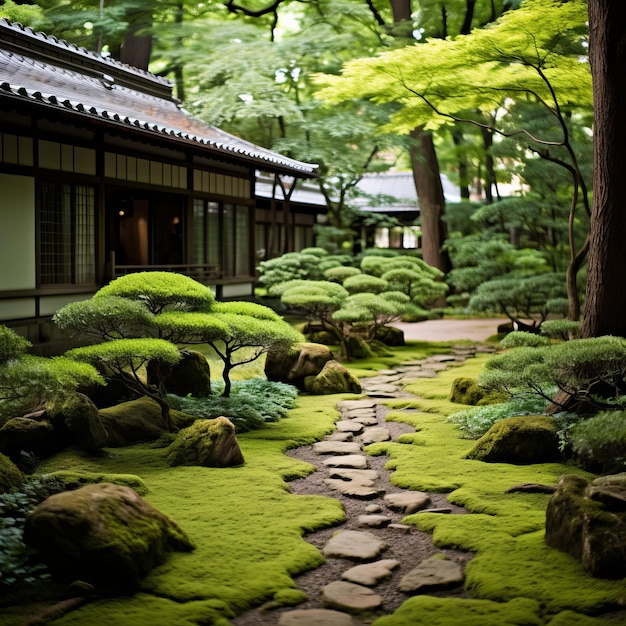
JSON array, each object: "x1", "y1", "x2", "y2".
[
  {"x1": 580, "y1": 0, "x2": 626, "y2": 338},
  {"x1": 409, "y1": 127, "x2": 451, "y2": 273}
]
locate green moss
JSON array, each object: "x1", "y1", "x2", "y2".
[
  {"x1": 23, "y1": 394, "x2": 344, "y2": 623},
  {"x1": 271, "y1": 588, "x2": 308, "y2": 607},
  {"x1": 41, "y1": 470, "x2": 148, "y2": 495},
  {"x1": 0, "y1": 452, "x2": 23, "y2": 493},
  {"x1": 372, "y1": 596, "x2": 543, "y2": 626}
]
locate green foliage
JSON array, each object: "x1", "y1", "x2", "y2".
[
  {"x1": 66, "y1": 338, "x2": 181, "y2": 369},
  {"x1": 448, "y1": 395, "x2": 553, "y2": 439},
  {"x1": 343, "y1": 274, "x2": 388, "y2": 294},
  {"x1": 210, "y1": 301, "x2": 283, "y2": 321},
  {"x1": 95, "y1": 271, "x2": 215, "y2": 314},
  {"x1": 467, "y1": 273, "x2": 567, "y2": 325},
  {"x1": 500, "y1": 331, "x2": 551, "y2": 349},
  {"x1": 0, "y1": 355, "x2": 103, "y2": 423},
  {"x1": 168, "y1": 379, "x2": 299, "y2": 432},
  {"x1": 53, "y1": 296, "x2": 154, "y2": 340},
  {"x1": 540, "y1": 319, "x2": 581, "y2": 341},
  {"x1": 257, "y1": 253, "x2": 325, "y2": 290},
  {"x1": 0, "y1": 475, "x2": 65, "y2": 588},
  {"x1": 0, "y1": 326, "x2": 31, "y2": 364},
  {"x1": 570, "y1": 411, "x2": 626, "y2": 474},
  {"x1": 153, "y1": 311, "x2": 229, "y2": 345},
  {"x1": 480, "y1": 336, "x2": 626, "y2": 411},
  {"x1": 323, "y1": 266, "x2": 361, "y2": 283}
]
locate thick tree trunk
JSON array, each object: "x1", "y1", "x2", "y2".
[
  {"x1": 580, "y1": 0, "x2": 626, "y2": 338},
  {"x1": 409, "y1": 127, "x2": 451, "y2": 273}
]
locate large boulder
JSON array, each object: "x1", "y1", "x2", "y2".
[
  {"x1": 166, "y1": 417, "x2": 244, "y2": 467},
  {"x1": 304, "y1": 360, "x2": 362, "y2": 395},
  {"x1": 465, "y1": 415, "x2": 560, "y2": 464},
  {"x1": 148, "y1": 349, "x2": 212, "y2": 398},
  {"x1": 0, "y1": 451, "x2": 23, "y2": 493},
  {"x1": 0, "y1": 415, "x2": 62, "y2": 463},
  {"x1": 23, "y1": 482, "x2": 195, "y2": 587},
  {"x1": 265, "y1": 342, "x2": 334, "y2": 391},
  {"x1": 545, "y1": 474, "x2": 626, "y2": 578},
  {"x1": 51, "y1": 393, "x2": 108, "y2": 452},
  {"x1": 98, "y1": 397, "x2": 195, "y2": 447},
  {"x1": 374, "y1": 325, "x2": 405, "y2": 347},
  {"x1": 449, "y1": 377, "x2": 505, "y2": 406}
]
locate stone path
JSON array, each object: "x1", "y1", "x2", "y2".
[{"x1": 232, "y1": 345, "x2": 495, "y2": 626}]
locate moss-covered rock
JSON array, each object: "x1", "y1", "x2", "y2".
[
  {"x1": 0, "y1": 451, "x2": 23, "y2": 493},
  {"x1": 449, "y1": 377, "x2": 506, "y2": 406},
  {"x1": 148, "y1": 349, "x2": 212, "y2": 397},
  {"x1": 545, "y1": 474, "x2": 626, "y2": 579},
  {"x1": 0, "y1": 416, "x2": 62, "y2": 463},
  {"x1": 465, "y1": 415, "x2": 560, "y2": 464},
  {"x1": 166, "y1": 417, "x2": 244, "y2": 467},
  {"x1": 23, "y1": 482, "x2": 195, "y2": 587},
  {"x1": 51, "y1": 392, "x2": 108, "y2": 452},
  {"x1": 43, "y1": 470, "x2": 149, "y2": 495},
  {"x1": 99, "y1": 397, "x2": 195, "y2": 447},
  {"x1": 303, "y1": 360, "x2": 362, "y2": 395},
  {"x1": 265, "y1": 342, "x2": 334, "y2": 390},
  {"x1": 374, "y1": 325, "x2": 405, "y2": 347}
]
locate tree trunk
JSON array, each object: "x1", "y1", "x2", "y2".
[
  {"x1": 119, "y1": 10, "x2": 153, "y2": 70},
  {"x1": 409, "y1": 127, "x2": 451, "y2": 273},
  {"x1": 452, "y1": 129, "x2": 471, "y2": 200},
  {"x1": 580, "y1": 0, "x2": 626, "y2": 338}
]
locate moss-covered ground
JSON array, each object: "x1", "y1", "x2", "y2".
[{"x1": 2, "y1": 341, "x2": 624, "y2": 625}]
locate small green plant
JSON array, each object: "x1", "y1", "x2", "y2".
[
  {"x1": 168, "y1": 379, "x2": 299, "y2": 432},
  {"x1": 500, "y1": 331, "x2": 551, "y2": 348},
  {"x1": 570, "y1": 410, "x2": 626, "y2": 473},
  {"x1": 540, "y1": 319, "x2": 581, "y2": 341},
  {"x1": 0, "y1": 476, "x2": 66, "y2": 588}
]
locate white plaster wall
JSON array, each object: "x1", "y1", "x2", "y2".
[{"x1": 0, "y1": 173, "x2": 35, "y2": 290}]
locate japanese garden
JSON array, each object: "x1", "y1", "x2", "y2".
[{"x1": 0, "y1": 1, "x2": 625, "y2": 625}]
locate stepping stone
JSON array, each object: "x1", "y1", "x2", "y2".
[
  {"x1": 403, "y1": 370, "x2": 437, "y2": 379},
  {"x1": 351, "y1": 416, "x2": 378, "y2": 426},
  {"x1": 325, "y1": 479, "x2": 383, "y2": 499},
  {"x1": 323, "y1": 455, "x2": 369, "y2": 469},
  {"x1": 335, "y1": 420, "x2": 364, "y2": 433},
  {"x1": 361, "y1": 426, "x2": 391, "y2": 444},
  {"x1": 357, "y1": 514, "x2": 392, "y2": 528},
  {"x1": 327, "y1": 431, "x2": 354, "y2": 442},
  {"x1": 322, "y1": 581, "x2": 383, "y2": 614},
  {"x1": 363, "y1": 390, "x2": 397, "y2": 398},
  {"x1": 327, "y1": 468, "x2": 379, "y2": 482},
  {"x1": 344, "y1": 407, "x2": 377, "y2": 416},
  {"x1": 337, "y1": 400, "x2": 377, "y2": 410},
  {"x1": 377, "y1": 369, "x2": 398, "y2": 375},
  {"x1": 278, "y1": 609, "x2": 356, "y2": 626},
  {"x1": 342, "y1": 559, "x2": 400, "y2": 586},
  {"x1": 361, "y1": 383, "x2": 398, "y2": 393},
  {"x1": 365, "y1": 503, "x2": 383, "y2": 513},
  {"x1": 323, "y1": 530, "x2": 387, "y2": 560},
  {"x1": 428, "y1": 354, "x2": 458, "y2": 362},
  {"x1": 384, "y1": 492, "x2": 431, "y2": 514},
  {"x1": 398, "y1": 556, "x2": 464, "y2": 593},
  {"x1": 313, "y1": 441, "x2": 362, "y2": 455}
]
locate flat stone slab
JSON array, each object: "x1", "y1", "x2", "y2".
[
  {"x1": 398, "y1": 556, "x2": 464, "y2": 593},
  {"x1": 337, "y1": 400, "x2": 377, "y2": 410},
  {"x1": 313, "y1": 441, "x2": 362, "y2": 455},
  {"x1": 278, "y1": 609, "x2": 357, "y2": 626},
  {"x1": 323, "y1": 455, "x2": 369, "y2": 469},
  {"x1": 402, "y1": 371, "x2": 438, "y2": 379},
  {"x1": 328, "y1": 468, "x2": 379, "y2": 482},
  {"x1": 342, "y1": 559, "x2": 400, "y2": 586},
  {"x1": 327, "y1": 432, "x2": 354, "y2": 442},
  {"x1": 384, "y1": 492, "x2": 431, "y2": 514},
  {"x1": 361, "y1": 383, "x2": 398, "y2": 393},
  {"x1": 357, "y1": 514, "x2": 392, "y2": 528},
  {"x1": 323, "y1": 530, "x2": 387, "y2": 560},
  {"x1": 325, "y1": 479, "x2": 383, "y2": 499},
  {"x1": 343, "y1": 408, "x2": 377, "y2": 418},
  {"x1": 361, "y1": 426, "x2": 391, "y2": 444},
  {"x1": 351, "y1": 416, "x2": 378, "y2": 426},
  {"x1": 388, "y1": 523, "x2": 413, "y2": 533},
  {"x1": 335, "y1": 420, "x2": 364, "y2": 433},
  {"x1": 322, "y1": 581, "x2": 383, "y2": 614}
]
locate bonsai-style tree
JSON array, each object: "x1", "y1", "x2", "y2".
[
  {"x1": 0, "y1": 325, "x2": 102, "y2": 422},
  {"x1": 467, "y1": 273, "x2": 569, "y2": 332}
]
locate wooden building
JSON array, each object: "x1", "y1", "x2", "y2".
[{"x1": 0, "y1": 19, "x2": 318, "y2": 349}]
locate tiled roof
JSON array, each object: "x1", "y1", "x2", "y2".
[{"x1": 0, "y1": 19, "x2": 318, "y2": 176}]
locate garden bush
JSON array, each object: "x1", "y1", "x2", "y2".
[
  {"x1": 168, "y1": 379, "x2": 299, "y2": 432},
  {"x1": 540, "y1": 319, "x2": 581, "y2": 341},
  {"x1": 323, "y1": 266, "x2": 361, "y2": 283},
  {"x1": 570, "y1": 410, "x2": 626, "y2": 474},
  {"x1": 500, "y1": 331, "x2": 551, "y2": 348}
]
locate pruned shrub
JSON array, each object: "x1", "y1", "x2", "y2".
[
  {"x1": 500, "y1": 331, "x2": 551, "y2": 348},
  {"x1": 168, "y1": 379, "x2": 298, "y2": 432},
  {"x1": 323, "y1": 266, "x2": 361, "y2": 283},
  {"x1": 343, "y1": 274, "x2": 388, "y2": 294},
  {"x1": 570, "y1": 411, "x2": 626, "y2": 474},
  {"x1": 540, "y1": 319, "x2": 581, "y2": 341}
]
